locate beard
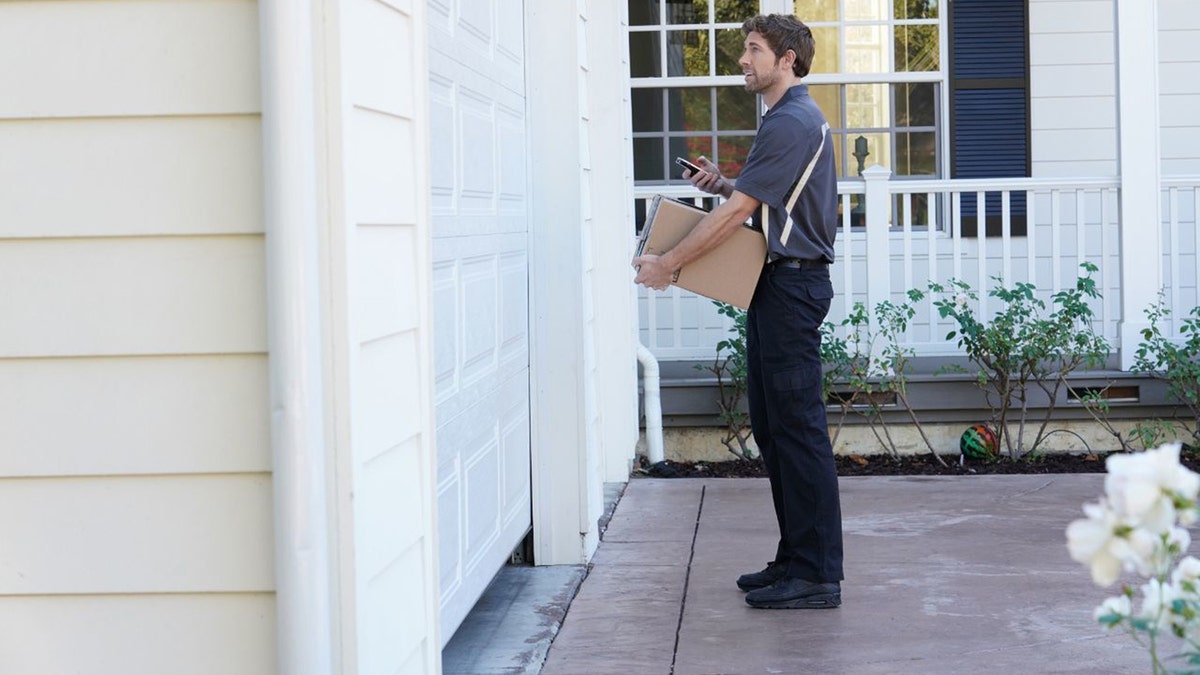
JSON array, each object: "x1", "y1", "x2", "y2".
[{"x1": 743, "y1": 63, "x2": 782, "y2": 94}]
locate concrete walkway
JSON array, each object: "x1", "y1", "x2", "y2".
[{"x1": 541, "y1": 475, "x2": 1151, "y2": 674}]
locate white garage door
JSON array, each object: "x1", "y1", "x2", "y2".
[{"x1": 426, "y1": 1, "x2": 532, "y2": 644}]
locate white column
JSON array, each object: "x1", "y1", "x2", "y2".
[
  {"x1": 1115, "y1": 0, "x2": 1163, "y2": 370},
  {"x1": 586, "y1": 0, "x2": 640, "y2": 484},
  {"x1": 258, "y1": 1, "x2": 334, "y2": 672},
  {"x1": 526, "y1": 0, "x2": 593, "y2": 565},
  {"x1": 863, "y1": 165, "x2": 893, "y2": 314}
]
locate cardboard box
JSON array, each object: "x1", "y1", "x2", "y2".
[{"x1": 635, "y1": 195, "x2": 766, "y2": 309}]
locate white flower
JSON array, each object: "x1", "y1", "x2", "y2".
[
  {"x1": 1105, "y1": 444, "x2": 1199, "y2": 533},
  {"x1": 1094, "y1": 594, "x2": 1132, "y2": 623},
  {"x1": 1113, "y1": 527, "x2": 1161, "y2": 578},
  {"x1": 1138, "y1": 578, "x2": 1183, "y2": 631},
  {"x1": 1067, "y1": 500, "x2": 1134, "y2": 587},
  {"x1": 954, "y1": 293, "x2": 968, "y2": 309},
  {"x1": 1173, "y1": 556, "x2": 1200, "y2": 586},
  {"x1": 1182, "y1": 506, "x2": 1200, "y2": 527}
]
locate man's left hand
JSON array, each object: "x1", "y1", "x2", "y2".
[{"x1": 631, "y1": 254, "x2": 675, "y2": 291}]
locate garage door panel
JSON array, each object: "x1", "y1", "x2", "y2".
[
  {"x1": 436, "y1": 476, "x2": 461, "y2": 595},
  {"x1": 497, "y1": 107, "x2": 526, "y2": 200},
  {"x1": 430, "y1": 0, "x2": 530, "y2": 644},
  {"x1": 428, "y1": 75, "x2": 456, "y2": 214},
  {"x1": 431, "y1": 261, "x2": 458, "y2": 401},
  {"x1": 499, "y1": 252, "x2": 528, "y2": 362}
]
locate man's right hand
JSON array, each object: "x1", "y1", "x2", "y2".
[{"x1": 684, "y1": 156, "x2": 731, "y2": 198}]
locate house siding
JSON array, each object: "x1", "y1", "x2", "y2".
[
  {"x1": 1029, "y1": 0, "x2": 1118, "y2": 177},
  {"x1": 1159, "y1": 0, "x2": 1200, "y2": 174},
  {"x1": 1029, "y1": 0, "x2": 1200, "y2": 177},
  {"x1": 0, "y1": 1, "x2": 275, "y2": 673}
]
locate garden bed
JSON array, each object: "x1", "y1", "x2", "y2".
[{"x1": 636, "y1": 450, "x2": 1200, "y2": 479}]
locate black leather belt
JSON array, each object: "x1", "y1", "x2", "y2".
[{"x1": 768, "y1": 258, "x2": 828, "y2": 270}]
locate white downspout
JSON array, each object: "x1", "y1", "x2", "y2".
[
  {"x1": 259, "y1": 2, "x2": 335, "y2": 673},
  {"x1": 636, "y1": 342, "x2": 665, "y2": 464}
]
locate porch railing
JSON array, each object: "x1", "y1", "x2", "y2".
[{"x1": 636, "y1": 171, "x2": 1200, "y2": 362}]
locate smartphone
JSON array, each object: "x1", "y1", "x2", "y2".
[{"x1": 675, "y1": 157, "x2": 703, "y2": 175}]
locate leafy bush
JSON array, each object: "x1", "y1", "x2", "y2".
[
  {"x1": 931, "y1": 263, "x2": 1109, "y2": 458},
  {"x1": 696, "y1": 301, "x2": 753, "y2": 459},
  {"x1": 1134, "y1": 295, "x2": 1200, "y2": 448},
  {"x1": 825, "y1": 292, "x2": 945, "y2": 464}
]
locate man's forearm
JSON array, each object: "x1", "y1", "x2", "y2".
[{"x1": 660, "y1": 192, "x2": 755, "y2": 272}]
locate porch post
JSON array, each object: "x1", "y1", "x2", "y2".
[
  {"x1": 526, "y1": 0, "x2": 596, "y2": 565},
  {"x1": 863, "y1": 165, "x2": 893, "y2": 315},
  {"x1": 1114, "y1": 0, "x2": 1162, "y2": 370}
]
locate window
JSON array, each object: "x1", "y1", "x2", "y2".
[
  {"x1": 628, "y1": 0, "x2": 1031, "y2": 237},
  {"x1": 795, "y1": 0, "x2": 941, "y2": 179},
  {"x1": 629, "y1": 0, "x2": 764, "y2": 183}
]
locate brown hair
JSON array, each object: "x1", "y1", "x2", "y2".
[{"x1": 742, "y1": 14, "x2": 816, "y2": 78}]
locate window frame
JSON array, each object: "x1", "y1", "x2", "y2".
[{"x1": 628, "y1": 0, "x2": 953, "y2": 185}]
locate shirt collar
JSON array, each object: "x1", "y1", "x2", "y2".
[{"x1": 763, "y1": 83, "x2": 808, "y2": 117}]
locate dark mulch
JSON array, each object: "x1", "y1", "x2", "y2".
[{"x1": 635, "y1": 451, "x2": 1200, "y2": 479}]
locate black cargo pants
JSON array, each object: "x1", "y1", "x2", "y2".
[{"x1": 746, "y1": 263, "x2": 844, "y2": 583}]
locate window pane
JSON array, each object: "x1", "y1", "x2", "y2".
[
  {"x1": 830, "y1": 132, "x2": 847, "y2": 176},
  {"x1": 669, "y1": 136, "x2": 715, "y2": 172},
  {"x1": 896, "y1": 131, "x2": 936, "y2": 175},
  {"x1": 845, "y1": 24, "x2": 886, "y2": 73},
  {"x1": 630, "y1": 32, "x2": 662, "y2": 77},
  {"x1": 845, "y1": 0, "x2": 888, "y2": 21},
  {"x1": 716, "y1": 86, "x2": 758, "y2": 130},
  {"x1": 715, "y1": 28, "x2": 745, "y2": 75},
  {"x1": 894, "y1": 0, "x2": 938, "y2": 19},
  {"x1": 894, "y1": 82, "x2": 935, "y2": 127},
  {"x1": 893, "y1": 193, "x2": 932, "y2": 228},
  {"x1": 809, "y1": 26, "x2": 840, "y2": 73},
  {"x1": 716, "y1": 0, "x2": 760, "y2": 24},
  {"x1": 716, "y1": 135, "x2": 755, "y2": 176},
  {"x1": 668, "y1": 0, "x2": 707, "y2": 24},
  {"x1": 634, "y1": 137, "x2": 666, "y2": 181},
  {"x1": 895, "y1": 24, "x2": 938, "y2": 72},
  {"x1": 845, "y1": 83, "x2": 888, "y2": 128},
  {"x1": 668, "y1": 88, "x2": 712, "y2": 131},
  {"x1": 629, "y1": 0, "x2": 661, "y2": 25},
  {"x1": 667, "y1": 30, "x2": 709, "y2": 76},
  {"x1": 808, "y1": 84, "x2": 842, "y2": 130},
  {"x1": 793, "y1": 0, "x2": 839, "y2": 22},
  {"x1": 632, "y1": 88, "x2": 665, "y2": 132},
  {"x1": 852, "y1": 132, "x2": 890, "y2": 172}
]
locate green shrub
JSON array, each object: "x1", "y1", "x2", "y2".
[
  {"x1": 1133, "y1": 294, "x2": 1200, "y2": 448},
  {"x1": 930, "y1": 263, "x2": 1109, "y2": 459}
]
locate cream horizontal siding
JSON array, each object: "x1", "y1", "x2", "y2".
[
  {"x1": 0, "y1": 116, "x2": 262, "y2": 238},
  {"x1": 1029, "y1": 0, "x2": 1118, "y2": 177},
  {"x1": 0, "y1": 475, "x2": 273, "y2": 594},
  {"x1": 0, "y1": 0, "x2": 274, "y2": 671},
  {"x1": 0, "y1": 237, "x2": 265, "y2": 357},
  {"x1": 1159, "y1": 1, "x2": 1200, "y2": 174},
  {"x1": 0, "y1": 356, "x2": 269, "y2": 477},
  {"x1": 0, "y1": 0, "x2": 259, "y2": 118},
  {"x1": 0, "y1": 594, "x2": 275, "y2": 675}
]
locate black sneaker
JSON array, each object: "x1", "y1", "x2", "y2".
[
  {"x1": 736, "y1": 562, "x2": 786, "y2": 591},
  {"x1": 745, "y1": 577, "x2": 841, "y2": 609}
]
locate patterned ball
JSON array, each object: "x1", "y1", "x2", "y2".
[{"x1": 960, "y1": 424, "x2": 999, "y2": 459}]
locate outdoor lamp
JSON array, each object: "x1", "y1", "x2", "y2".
[{"x1": 853, "y1": 135, "x2": 869, "y2": 176}]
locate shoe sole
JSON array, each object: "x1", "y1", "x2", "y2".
[{"x1": 746, "y1": 593, "x2": 841, "y2": 609}]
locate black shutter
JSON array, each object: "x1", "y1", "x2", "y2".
[{"x1": 949, "y1": 0, "x2": 1030, "y2": 236}]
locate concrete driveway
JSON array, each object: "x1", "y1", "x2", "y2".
[{"x1": 540, "y1": 475, "x2": 1151, "y2": 674}]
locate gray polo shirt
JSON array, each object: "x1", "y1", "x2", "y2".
[{"x1": 733, "y1": 84, "x2": 838, "y2": 264}]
